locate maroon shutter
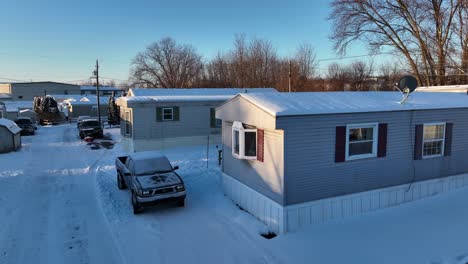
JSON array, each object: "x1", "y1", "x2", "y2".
[
  {"x1": 377, "y1": 123, "x2": 388, "y2": 157},
  {"x1": 444, "y1": 123, "x2": 453, "y2": 156},
  {"x1": 414, "y1": 124, "x2": 424, "y2": 160},
  {"x1": 257, "y1": 129, "x2": 264, "y2": 162},
  {"x1": 335, "y1": 126, "x2": 346, "y2": 163}
]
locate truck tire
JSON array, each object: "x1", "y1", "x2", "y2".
[
  {"x1": 117, "y1": 174, "x2": 127, "y2": 190},
  {"x1": 79, "y1": 132, "x2": 84, "y2": 139},
  {"x1": 132, "y1": 191, "x2": 142, "y2": 215},
  {"x1": 176, "y1": 200, "x2": 185, "y2": 207}
]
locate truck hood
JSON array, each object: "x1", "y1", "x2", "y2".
[{"x1": 135, "y1": 172, "x2": 182, "y2": 189}]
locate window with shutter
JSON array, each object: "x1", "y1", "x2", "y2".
[
  {"x1": 345, "y1": 123, "x2": 379, "y2": 161},
  {"x1": 231, "y1": 121, "x2": 257, "y2": 160},
  {"x1": 257, "y1": 129, "x2": 264, "y2": 162},
  {"x1": 422, "y1": 123, "x2": 446, "y2": 158}
]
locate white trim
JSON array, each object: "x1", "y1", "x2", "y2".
[
  {"x1": 345, "y1": 122, "x2": 378, "y2": 161},
  {"x1": 124, "y1": 110, "x2": 132, "y2": 137},
  {"x1": 422, "y1": 122, "x2": 446, "y2": 159},
  {"x1": 231, "y1": 121, "x2": 257, "y2": 160},
  {"x1": 162, "y1": 107, "x2": 174, "y2": 121}
]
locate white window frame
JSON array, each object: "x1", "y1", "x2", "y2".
[
  {"x1": 345, "y1": 122, "x2": 379, "y2": 161},
  {"x1": 422, "y1": 122, "x2": 445, "y2": 159},
  {"x1": 232, "y1": 121, "x2": 257, "y2": 160},
  {"x1": 124, "y1": 110, "x2": 132, "y2": 137},
  {"x1": 162, "y1": 107, "x2": 174, "y2": 121}
]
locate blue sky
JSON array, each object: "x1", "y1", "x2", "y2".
[{"x1": 0, "y1": 0, "x2": 384, "y2": 84}]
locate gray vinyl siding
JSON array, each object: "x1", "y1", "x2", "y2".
[
  {"x1": 9, "y1": 82, "x2": 80, "y2": 101},
  {"x1": 222, "y1": 122, "x2": 285, "y2": 205},
  {"x1": 279, "y1": 108, "x2": 468, "y2": 205},
  {"x1": 69, "y1": 104, "x2": 108, "y2": 119},
  {"x1": 130, "y1": 101, "x2": 222, "y2": 140}
]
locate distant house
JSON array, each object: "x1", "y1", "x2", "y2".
[
  {"x1": 0, "y1": 82, "x2": 80, "y2": 101},
  {"x1": 216, "y1": 91, "x2": 468, "y2": 233},
  {"x1": 80, "y1": 86, "x2": 125, "y2": 96},
  {"x1": 1, "y1": 101, "x2": 33, "y2": 120},
  {"x1": 65, "y1": 96, "x2": 109, "y2": 120},
  {"x1": 416, "y1": 85, "x2": 468, "y2": 93},
  {"x1": 117, "y1": 88, "x2": 278, "y2": 152},
  {"x1": 0, "y1": 118, "x2": 21, "y2": 153}
]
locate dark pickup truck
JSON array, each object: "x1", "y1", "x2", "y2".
[
  {"x1": 78, "y1": 119, "x2": 104, "y2": 139},
  {"x1": 115, "y1": 151, "x2": 186, "y2": 214}
]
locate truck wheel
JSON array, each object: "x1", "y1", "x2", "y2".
[
  {"x1": 132, "y1": 191, "x2": 142, "y2": 215},
  {"x1": 117, "y1": 174, "x2": 126, "y2": 190},
  {"x1": 79, "y1": 133, "x2": 84, "y2": 139},
  {"x1": 176, "y1": 200, "x2": 185, "y2": 207}
]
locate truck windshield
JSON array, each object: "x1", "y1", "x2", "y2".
[
  {"x1": 133, "y1": 158, "x2": 173, "y2": 176},
  {"x1": 82, "y1": 121, "x2": 100, "y2": 127}
]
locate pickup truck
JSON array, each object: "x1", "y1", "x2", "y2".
[{"x1": 115, "y1": 151, "x2": 186, "y2": 214}]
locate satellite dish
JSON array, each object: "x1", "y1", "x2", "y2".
[{"x1": 396, "y1": 75, "x2": 418, "y2": 94}]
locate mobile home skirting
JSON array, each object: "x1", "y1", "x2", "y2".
[
  {"x1": 121, "y1": 135, "x2": 221, "y2": 152},
  {"x1": 222, "y1": 172, "x2": 468, "y2": 234}
]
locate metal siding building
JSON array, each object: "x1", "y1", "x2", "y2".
[
  {"x1": 216, "y1": 92, "x2": 468, "y2": 233},
  {"x1": 0, "y1": 82, "x2": 80, "y2": 101}
]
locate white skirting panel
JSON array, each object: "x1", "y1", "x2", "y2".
[
  {"x1": 222, "y1": 173, "x2": 285, "y2": 234},
  {"x1": 286, "y1": 173, "x2": 468, "y2": 232},
  {"x1": 222, "y1": 172, "x2": 468, "y2": 234},
  {"x1": 122, "y1": 135, "x2": 221, "y2": 152}
]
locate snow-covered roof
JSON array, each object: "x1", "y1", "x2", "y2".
[
  {"x1": 415, "y1": 85, "x2": 468, "y2": 93},
  {"x1": 0, "y1": 118, "x2": 21, "y2": 134},
  {"x1": 48, "y1": 94, "x2": 83, "y2": 101},
  {"x1": 122, "y1": 88, "x2": 278, "y2": 104},
  {"x1": 0, "y1": 93, "x2": 11, "y2": 99},
  {"x1": 237, "y1": 91, "x2": 468, "y2": 117},
  {"x1": 81, "y1": 86, "x2": 124, "y2": 91},
  {"x1": 129, "y1": 88, "x2": 277, "y2": 97},
  {"x1": 2, "y1": 101, "x2": 33, "y2": 112},
  {"x1": 66, "y1": 95, "x2": 109, "y2": 105}
]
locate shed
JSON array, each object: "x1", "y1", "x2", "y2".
[
  {"x1": 0, "y1": 118, "x2": 22, "y2": 153},
  {"x1": 117, "y1": 88, "x2": 278, "y2": 152},
  {"x1": 216, "y1": 91, "x2": 468, "y2": 233}
]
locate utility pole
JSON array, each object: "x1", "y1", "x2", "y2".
[
  {"x1": 93, "y1": 60, "x2": 101, "y2": 124},
  {"x1": 288, "y1": 60, "x2": 292, "y2": 93}
]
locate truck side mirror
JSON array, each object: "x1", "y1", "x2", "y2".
[{"x1": 173, "y1": 166, "x2": 179, "y2": 171}]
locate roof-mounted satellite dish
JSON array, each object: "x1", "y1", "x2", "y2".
[{"x1": 395, "y1": 75, "x2": 418, "y2": 104}]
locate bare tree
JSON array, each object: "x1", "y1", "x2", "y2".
[
  {"x1": 131, "y1": 37, "x2": 203, "y2": 88},
  {"x1": 327, "y1": 63, "x2": 348, "y2": 91},
  {"x1": 348, "y1": 60, "x2": 374, "y2": 91},
  {"x1": 294, "y1": 43, "x2": 318, "y2": 79},
  {"x1": 329, "y1": 0, "x2": 461, "y2": 86}
]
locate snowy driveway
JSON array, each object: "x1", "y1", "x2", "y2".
[{"x1": 0, "y1": 125, "x2": 123, "y2": 264}]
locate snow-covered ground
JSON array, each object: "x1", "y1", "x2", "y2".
[{"x1": 1, "y1": 124, "x2": 468, "y2": 264}]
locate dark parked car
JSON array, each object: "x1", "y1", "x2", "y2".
[
  {"x1": 78, "y1": 119, "x2": 103, "y2": 139},
  {"x1": 77, "y1": 115, "x2": 92, "y2": 128},
  {"x1": 14, "y1": 117, "x2": 35, "y2": 135}
]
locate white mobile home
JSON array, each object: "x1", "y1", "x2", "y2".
[
  {"x1": 117, "y1": 88, "x2": 277, "y2": 152},
  {"x1": 217, "y1": 91, "x2": 468, "y2": 234}
]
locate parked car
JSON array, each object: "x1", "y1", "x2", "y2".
[
  {"x1": 78, "y1": 119, "x2": 103, "y2": 139},
  {"x1": 77, "y1": 115, "x2": 92, "y2": 128},
  {"x1": 115, "y1": 151, "x2": 186, "y2": 214},
  {"x1": 14, "y1": 117, "x2": 35, "y2": 135}
]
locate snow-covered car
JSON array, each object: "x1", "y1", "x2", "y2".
[
  {"x1": 77, "y1": 115, "x2": 92, "y2": 128},
  {"x1": 115, "y1": 151, "x2": 186, "y2": 214},
  {"x1": 78, "y1": 119, "x2": 103, "y2": 139},
  {"x1": 14, "y1": 117, "x2": 35, "y2": 135}
]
